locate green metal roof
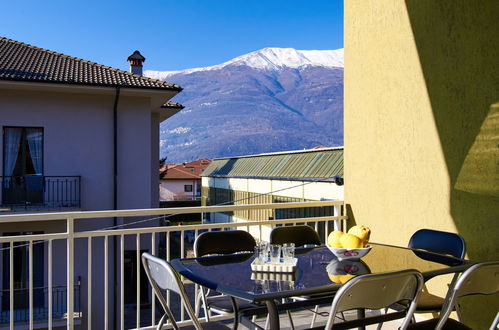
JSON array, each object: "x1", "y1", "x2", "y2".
[{"x1": 202, "y1": 147, "x2": 343, "y2": 181}]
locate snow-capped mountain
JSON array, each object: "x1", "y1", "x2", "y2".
[
  {"x1": 145, "y1": 48, "x2": 343, "y2": 80},
  {"x1": 146, "y1": 48, "x2": 344, "y2": 163}
]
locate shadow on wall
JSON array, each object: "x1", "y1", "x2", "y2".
[{"x1": 405, "y1": 0, "x2": 499, "y2": 327}]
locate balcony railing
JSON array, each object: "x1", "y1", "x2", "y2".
[
  {"x1": 0, "y1": 281, "x2": 81, "y2": 325},
  {"x1": 0, "y1": 176, "x2": 81, "y2": 211},
  {"x1": 0, "y1": 200, "x2": 346, "y2": 329}
]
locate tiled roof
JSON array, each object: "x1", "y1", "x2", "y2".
[
  {"x1": 202, "y1": 147, "x2": 343, "y2": 181},
  {"x1": 0, "y1": 37, "x2": 182, "y2": 91},
  {"x1": 160, "y1": 159, "x2": 212, "y2": 180},
  {"x1": 162, "y1": 101, "x2": 185, "y2": 109}
]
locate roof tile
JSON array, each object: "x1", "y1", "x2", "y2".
[{"x1": 0, "y1": 37, "x2": 182, "y2": 91}]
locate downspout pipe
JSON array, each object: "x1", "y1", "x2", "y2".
[{"x1": 112, "y1": 86, "x2": 120, "y2": 329}]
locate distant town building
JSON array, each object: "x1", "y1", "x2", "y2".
[
  {"x1": 160, "y1": 159, "x2": 212, "y2": 201},
  {"x1": 201, "y1": 147, "x2": 344, "y2": 237}
]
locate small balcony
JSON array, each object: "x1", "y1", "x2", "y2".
[
  {"x1": 0, "y1": 176, "x2": 81, "y2": 211},
  {"x1": 0, "y1": 281, "x2": 81, "y2": 328}
]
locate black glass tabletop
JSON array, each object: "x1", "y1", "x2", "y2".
[{"x1": 171, "y1": 243, "x2": 470, "y2": 303}]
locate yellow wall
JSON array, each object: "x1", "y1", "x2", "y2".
[{"x1": 344, "y1": 1, "x2": 499, "y2": 328}]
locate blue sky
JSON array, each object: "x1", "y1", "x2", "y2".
[{"x1": 1, "y1": 0, "x2": 343, "y2": 72}]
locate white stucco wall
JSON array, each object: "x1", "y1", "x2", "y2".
[
  {"x1": 0, "y1": 85, "x2": 166, "y2": 329},
  {"x1": 207, "y1": 177, "x2": 343, "y2": 201},
  {"x1": 0, "y1": 88, "x2": 160, "y2": 213},
  {"x1": 203, "y1": 177, "x2": 344, "y2": 227}
]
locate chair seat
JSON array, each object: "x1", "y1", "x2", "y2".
[
  {"x1": 207, "y1": 295, "x2": 261, "y2": 314},
  {"x1": 407, "y1": 317, "x2": 472, "y2": 330},
  {"x1": 182, "y1": 321, "x2": 232, "y2": 330}
]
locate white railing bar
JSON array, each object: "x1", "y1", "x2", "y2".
[
  {"x1": 120, "y1": 235, "x2": 125, "y2": 330},
  {"x1": 9, "y1": 242, "x2": 13, "y2": 330},
  {"x1": 193, "y1": 229, "x2": 199, "y2": 317},
  {"x1": 0, "y1": 232, "x2": 68, "y2": 243},
  {"x1": 72, "y1": 216, "x2": 345, "y2": 239},
  {"x1": 0, "y1": 201, "x2": 342, "y2": 222},
  {"x1": 67, "y1": 217, "x2": 75, "y2": 329},
  {"x1": 166, "y1": 231, "x2": 170, "y2": 320},
  {"x1": 342, "y1": 205, "x2": 347, "y2": 232},
  {"x1": 151, "y1": 233, "x2": 156, "y2": 326},
  {"x1": 0, "y1": 215, "x2": 344, "y2": 243},
  {"x1": 87, "y1": 237, "x2": 92, "y2": 330},
  {"x1": 180, "y1": 230, "x2": 185, "y2": 322},
  {"x1": 29, "y1": 241, "x2": 33, "y2": 330},
  {"x1": 48, "y1": 239, "x2": 53, "y2": 330},
  {"x1": 104, "y1": 235, "x2": 108, "y2": 330},
  {"x1": 136, "y1": 234, "x2": 141, "y2": 329}
]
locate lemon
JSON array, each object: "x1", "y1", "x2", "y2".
[
  {"x1": 327, "y1": 230, "x2": 344, "y2": 248},
  {"x1": 348, "y1": 225, "x2": 371, "y2": 247},
  {"x1": 339, "y1": 275, "x2": 355, "y2": 283},
  {"x1": 328, "y1": 274, "x2": 342, "y2": 283},
  {"x1": 339, "y1": 233, "x2": 364, "y2": 249}
]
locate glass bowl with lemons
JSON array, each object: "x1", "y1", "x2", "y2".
[{"x1": 327, "y1": 225, "x2": 372, "y2": 261}]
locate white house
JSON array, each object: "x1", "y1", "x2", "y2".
[
  {"x1": 159, "y1": 159, "x2": 211, "y2": 201},
  {"x1": 0, "y1": 36, "x2": 183, "y2": 328}
]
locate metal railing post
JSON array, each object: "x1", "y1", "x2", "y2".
[
  {"x1": 67, "y1": 217, "x2": 75, "y2": 329},
  {"x1": 9, "y1": 242, "x2": 14, "y2": 330}
]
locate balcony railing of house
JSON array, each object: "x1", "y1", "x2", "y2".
[
  {"x1": 0, "y1": 281, "x2": 81, "y2": 325},
  {"x1": 0, "y1": 176, "x2": 81, "y2": 211},
  {"x1": 0, "y1": 200, "x2": 346, "y2": 330}
]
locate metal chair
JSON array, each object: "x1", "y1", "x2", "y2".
[
  {"x1": 408, "y1": 229, "x2": 466, "y2": 318},
  {"x1": 141, "y1": 253, "x2": 231, "y2": 330},
  {"x1": 194, "y1": 230, "x2": 261, "y2": 329},
  {"x1": 325, "y1": 269, "x2": 424, "y2": 329},
  {"x1": 270, "y1": 224, "x2": 321, "y2": 248},
  {"x1": 407, "y1": 261, "x2": 499, "y2": 330}
]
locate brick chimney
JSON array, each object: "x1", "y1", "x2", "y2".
[{"x1": 127, "y1": 50, "x2": 146, "y2": 75}]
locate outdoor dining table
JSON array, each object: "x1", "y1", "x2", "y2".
[{"x1": 171, "y1": 243, "x2": 472, "y2": 330}]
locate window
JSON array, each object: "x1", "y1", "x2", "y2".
[
  {"x1": 2, "y1": 127, "x2": 44, "y2": 205},
  {"x1": 184, "y1": 184, "x2": 193, "y2": 192},
  {"x1": 3, "y1": 127, "x2": 43, "y2": 177}
]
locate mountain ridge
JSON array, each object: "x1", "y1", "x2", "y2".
[
  {"x1": 146, "y1": 47, "x2": 344, "y2": 163},
  {"x1": 146, "y1": 47, "x2": 343, "y2": 80}
]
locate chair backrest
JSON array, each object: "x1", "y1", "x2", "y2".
[
  {"x1": 435, "y1": 261, "x2": 499, "y2": 330},
  {"x1": 270, "y1": 225, "x2": 321, "y2": 247},
  {"x1": 325, "y1": 269, "x2": 424, "y2": 330},
  {"x1": 408, "y1": 229, "x2": 466, "y2": 259},
  {"x1": 141, "y1": 253, "x2": 203, "y2": 330},
  {"x1": 194, "y1": 230, "x2": 256, "y2": 257}
]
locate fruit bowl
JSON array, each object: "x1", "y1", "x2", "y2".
[{"x1": 327, "y1": 245, "x2": 372, "y2": 260}]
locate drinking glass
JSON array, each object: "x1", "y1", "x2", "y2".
[
  {"x1": 282, "y1": 243, "x2": 295, "y2": 264},
  {"x1": 269, "y1": 244, "x2": 281, "y2": 263},
  {"x1": 254, "y1": 245, "x2": 266, "y2": 264}
]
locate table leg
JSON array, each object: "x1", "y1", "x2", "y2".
[
  {"x1": 265, "y1": 300, "x2": 280, "y2": 330},
  {"x1": 357, "y1": 309, "x2": 366, "y2": 330}
]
